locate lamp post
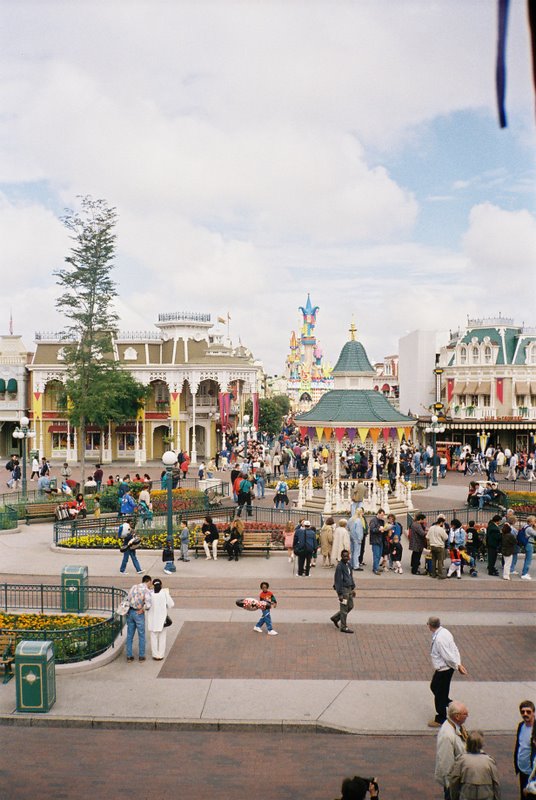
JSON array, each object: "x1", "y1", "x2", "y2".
[
  {"x1": 162, "y1": 450, "x2": 177, "y2": 546},
  {"x1": 12, "y1": 415, "x2": 35, "y2": 501},
  {"x1": 425, "y1": 414, "x2": 446, "y2": 487},
  {"x1": 238, "y1": 413, "x2": 250, "y2": 463}
]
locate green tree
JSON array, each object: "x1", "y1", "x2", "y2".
[
  {"x1": 245, "y1": 395, "x2": 291, "y2": 437},
  {"x1": 55, "y1": 196, "x2": 145, "y2": 481}
]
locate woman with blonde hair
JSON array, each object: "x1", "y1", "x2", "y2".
[
  {"x1": 319, "y1": 516, "x2": 335, "y2": 567},
  {"x1": 332, "y1": 518, "x2": 351, "y2": 563}
]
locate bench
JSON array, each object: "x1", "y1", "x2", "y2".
[
  {"x1": 24, "y1": 502, "x2": 59, "y2": 525},
  {"x1": 194, "y1": 530, "x2": 273, "y2": 559},
  {"x1": 0, "y1": 634, "x2": 15, "y2": 684}
]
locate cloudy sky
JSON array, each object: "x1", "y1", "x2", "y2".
[{"x1": 1, "y1": 0, "x2": 535, "y2": 373}]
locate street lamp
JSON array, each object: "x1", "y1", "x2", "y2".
[
  {"x1": 12, "y1": 415, "x2": 35, "y2": 500},
  {"x1": 425, "y1": 414, "x2": 446, "y2": 487},
  {"x1": 162, "y1": 450, "x2": 177, "y2": 547},
  {"x1": 238, "y1": 413, "x2": 251, "y2": 463}
]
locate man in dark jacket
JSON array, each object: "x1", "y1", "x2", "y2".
[
  {"x1": 486, "y1": 515, "x2": 502, "y2": 576},
  {"x1": 514, "y1": 700, "x2": 536, "y2": 795},
  {"x1": 409, "y1": 513, "x2": 427, "y2": 574},
  {"x1": 293, "y1": 520, "x2": 316, "y2": 576},
  {"x1": 369, "y1": 509, "x2": 386, "y2": 575},
  {"x1": 330, "y1": 549, "x2": 356, "y2": 634}
]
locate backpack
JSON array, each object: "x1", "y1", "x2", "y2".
[
  {"x1": 517, "y1": 525, "x2": 529, "y2": 547},
  {"x1": 5, "y1": 460, "x2": 13, "y2": 471}
]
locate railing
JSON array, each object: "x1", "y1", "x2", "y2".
[
  {"x1": 116, "y1": 331, "x2": 161, "y2": 340},
  {"x1": 0, "y1": 583, "x2": 126, "y2": 664},
  {"x1": 451, "y1": 408, "x2": 497, "y2": 420},
  {"x1": 158, "y1": 312, "x2": 211, "y2": 323},
  {"x1": 407, "y1": 507, "x2": 500, "y2": 528},
  {"x1": 34, "y1": 331, "x2": 72, "y2": 341}
]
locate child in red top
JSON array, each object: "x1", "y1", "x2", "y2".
[
  {"x1": 253, "y1": 581, "x2": 278, "y2": 636},
  {"x1": 447, "y1": 546, "x2": 462, "y2": 579}
]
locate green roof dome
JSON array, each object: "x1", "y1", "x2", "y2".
[
  {"x1": 332, "y1": 339, "x2": 375, "y2": 374},
  {"x1": 296, "y1": 390, "x2": 415, "y2": 425}
]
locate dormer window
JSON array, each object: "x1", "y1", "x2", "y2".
[
  {"x1": 484, "y1": 346, "x2": 492, "y2": 364},
  {"x1": 460, "y1": 347, "x2": 467, "y2": 365},
  {"x1": 472, "y1": 347, "x2": 479, "y2": 365}
]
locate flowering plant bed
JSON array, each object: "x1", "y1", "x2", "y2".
[
  {"x1": 150, "y1": 488, "x2": 205, "y2": 513},
  {"x1": 266, "y1": 478, "x2": 324, "y2": 490},
  {"x1": 0, "y1": 612, "x2": 103, "y2": 630},
  {"x1": 504, "y1": 492, "x2": 536, "y2": 513},
  {"x1": 57, "y1": 532, "x2": 190, "y2": 549}
]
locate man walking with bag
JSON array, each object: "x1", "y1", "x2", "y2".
[{"x1": 330, "y1": 549, "x2": 356, "y2": 634}]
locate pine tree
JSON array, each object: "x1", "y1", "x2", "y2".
[{"x1": 55, "y1": 196, "x2": 145, "y2": 481}]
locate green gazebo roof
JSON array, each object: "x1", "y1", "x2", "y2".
[
  {"x1": 332, "y1": 340, "x2": 375, "y2": 374},
  {"x1": 296, "y1": 390, "x2": 416, "y2": 426}
]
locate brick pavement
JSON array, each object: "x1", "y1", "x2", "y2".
[
  {"x1": 158, "y1": 621, "x2": 535, "y2": 681},
  {"x1": 0, "y1": 728, "x2": 519, "y2": 800}
]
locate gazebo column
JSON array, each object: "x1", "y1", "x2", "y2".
[
  {"x1": 395, "y1": 439, "x2": 402, "y2": 500},
  {"x1": 371, "y1": 440, "x2": 379, "y2": 509},
  {"x1": 334, "y1": 437, "x2": 341, "y2": 510}
]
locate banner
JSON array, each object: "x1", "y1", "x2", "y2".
[
  {"x1": 404, "y1": 427, "x2": 413, "y2": 441},
  {"x1": 347, "y1": 428, "x2": 356, "y2": 441},
  {"x1": 382, "y1": 427, "x2": 390, "y2": 441},
  {"x1": 397, "y1": 427, "x2": 405, "y2": 441},
  {"x1": 334, "y1": 427, "x2": 346, "y2": 442},
  {"x1": 252, "y1": 392, "x2": 259, "y2": 429},
  {"x1": 299, "y1": 426, "x2": 308, "y2": 438},
  {"x1": 358, "y1": 427, "x2": 369, "y2": 443},
  {"x1": 324, "y1": 427, "x2": 333, "y2": 439},
  {"x1": 315, "y1": 427, "x2": 324, "y2": 441},
  {"x1": 218, "y1": 392, "x2": 231, "y2": 429},
  {"x1": 369, "y1": 428, "x2": 380, "y2": 444},
  {"x1": 447, "y1": 378, "x2": 454, "y2": 403},
  {"x1": 307, "y1": 426, "x2": 315, "y2": 441},
  {"x1": 479, "y1": 434, "x2": 489, "y2": 453},
  {"x1": 496, "y1": 377, "x2": 504, "y2": 404}
]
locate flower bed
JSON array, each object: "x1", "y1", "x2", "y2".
[
  {"x1": 150, "y1": 488, "x2": 205, "y2": 513},
  {"x1": 0, "y1": 612, "x2": 118, "y2": 663},
  {"x1": 267, "y1": 478, "x2": 324, "y2": 490},
  {"x1": 504, "y1": 492, "x2": 536, "y2": 513}
]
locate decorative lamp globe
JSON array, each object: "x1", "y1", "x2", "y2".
[
  {"x1": 162, "y1": 450, "x2": 176, "y2": 467},
  {"x1": 20, "y1": 416, "x2": 30, "y2": 428},
  {"x1": 243, "y1": 414, "x2": 250, "y2": 425},
  {"x1": 431, "y1": 415, "x2": 438, "y2": 424}
]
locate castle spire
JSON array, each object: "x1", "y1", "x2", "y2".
[{"x1": 349, "y1": 319, "x2": 357, "y2": 341}]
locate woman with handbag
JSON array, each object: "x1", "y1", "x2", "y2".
[{"x1": 147, "y1": 578, "x2": 174, "y2": 661}]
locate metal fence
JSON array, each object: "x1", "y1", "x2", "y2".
[
  {"x1": 0, "y1": 583, "x2": 127, "y2": 664},
  {"x1": 0, "y1": 507, "x2": 18, "y2": 530},
  {"x1": 407, "y1": 507, "x2": 501, "y2": 527}
]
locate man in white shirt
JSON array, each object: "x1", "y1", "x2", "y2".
[
  {"x1": 514, "y1": 700, "x2": 536, "y2": 795},
  {"x1": 435, "y1": 701, "x2": 469, "y2": 800},
  {"x1": 427, "y1": 616, "x2": 468, "y2": 728}
]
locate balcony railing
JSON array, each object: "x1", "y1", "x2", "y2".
[
  {"x1": 158, "y1": 312, "x2": 211, "y2": 323},
  {"x1": 451, "y1": 407, "x2": 497, "y2": 419}
]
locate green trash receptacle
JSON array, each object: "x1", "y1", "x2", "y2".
[
  {"x1": 61, "y1": 565, "x2": 89, "y2": 612},
  {"x1": 15, "y1": 640, "x2": 56, "y2": 713},
  {"x1": 49, "y1": 477, "x2": 57, "y2": 491}
]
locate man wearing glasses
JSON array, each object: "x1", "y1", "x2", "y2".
[{"x1": 514, "y1": 700, "x2": 536, "y2": 797}]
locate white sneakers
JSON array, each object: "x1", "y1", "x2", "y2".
[
  {"x1": 521, "y1": 574, "x2": 532, "y2": 581},
  {"x1": 503, "y1": 576, "x2": 510, "y2": 580},
  {"x1": 253, "y1": 626, "x2": 278, "y2": 635}
]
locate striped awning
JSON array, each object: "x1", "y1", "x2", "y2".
[
  {"x1": 515, "y1": 381, "x2": 530, "y2": 395},
  {"x1": 464, "y1": 381, "x2": 478, "y2": 394},
  {"x1": 453, "y1": 381, "x2": 465, "y2": 394},
  {"x1": 476, "y1": 382, "x2": 491, "y2": 395}
]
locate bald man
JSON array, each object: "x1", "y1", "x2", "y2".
[{"x1": 435, "y1": 701, "x2": 469, "y2": 800}]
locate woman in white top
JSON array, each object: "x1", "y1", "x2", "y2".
[
  {"x1": 331, "y1": 519, "x2": 351, "y2": 563},
  {"x1": 147, "y1": 578, "x2": 175, "y2": 660}
]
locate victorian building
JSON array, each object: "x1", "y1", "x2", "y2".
[
  {"x1": 27, "y1": 312, "x2": 262, "y2": 464},
  {"x1": 0, "y1": 335, "x2": 31, "y2": 458},
  {"x1": 285, "y1": 294, "x2": 333, "y2": 411}
]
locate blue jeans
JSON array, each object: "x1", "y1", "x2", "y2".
[
  {"x1": 274, "y1": 495, "x2": 287, "y2": 509},
  {"x1": 372, "y1": 542, "x2": 383, "y2": 572},
  {"x1": 256, "y1": 609, "x2": 272, "y2": 631},
  {"x1": 126, "y1": 608, "x2": 146, "y2": 658},
  {"x1": 256, "y1": 477, "x2": 265, "y2": 498},
  {"x1": 120, "y1": 549, "x2": 142, "y2": 573},
  {"x1": 350, "y1": 535, "x2": 362, "y2": 569},
  {"x1": 510, "y1": 547, "x2": 519, "y2": 573},
  {"x1": 522, "y1": 542, "x2": 533, "y2": 576},
  {"x1": 478, "y1": 493, "x2": 492, "y2": 509}
]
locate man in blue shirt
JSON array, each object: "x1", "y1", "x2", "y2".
[{"x1": 514, "y1": 700, "x2": 536, "y2": 796}]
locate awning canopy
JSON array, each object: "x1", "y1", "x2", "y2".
[
  {"x1": 115, "y1": 423, "x2": 138, "y2": 434},
  {"x1": 0, "y1": 379, "x2": 5, "y2": 393},
  {"x1": 515, "y1": 381, "x2": 530, "y2": 395},
  {"x1": 476, "y1": 382, "x2": 491, "y2": 395},
  {"x1": 531, "y1": 382, "x2": 536, "y2": 396},
  {"x1": 453, "y1": 381, "x2": 465, "y2": 394},
  {"x1": 6, "y1": 378, "x2": 17, "y2": 393},
  {"x1": 48, "y1": 424, "x2": 68, "y2": 433},
  {"x1": 464, "y1": 381, "x2": 478, "y2": 394}
]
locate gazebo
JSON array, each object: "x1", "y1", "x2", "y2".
[{"x1": 295, "y1": 323, "x2": 417, "y2": 513}]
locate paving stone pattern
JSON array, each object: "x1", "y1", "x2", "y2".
[
  {"x1": 158, "y1": 621, "x2": 535, "y2": 681},
  {"x1": 2, "y1": 728, "x2": 519, "y2": 800}
]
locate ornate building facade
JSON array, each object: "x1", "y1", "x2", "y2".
[
  {"x1": 433, "y1": 316, "x2": 536, "y2": 451},
  {"x1": 285, "y1": 294, "x2": 333, "y2": 411},
  {"x1": 0, "y1": 335, "x2": 30, "y2": 458},
  {"x1": 27, "y1": 312, "x2": 261, "y2": 464}
]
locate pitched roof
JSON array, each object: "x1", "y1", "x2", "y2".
[
  {"x1": 296, "y1": 390, "x2": 415, "y2": 425},
  {"x1": 332, "y1": 340, "x2": 375, "y2": 374}
]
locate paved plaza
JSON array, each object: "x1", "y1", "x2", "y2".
[{"x1": 0, "y1": 471, "x2": 534, "y2": 798}]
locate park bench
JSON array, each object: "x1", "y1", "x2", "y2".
[
  {"x1": 24, "y1": 502, "x2": 59, "y2": 525},
  {"x1": 0, "y1": 633, "x2": 15, "y2": 684},
  {"x1": 193, "y1": 529, "x2": 273, "y2": 559}
]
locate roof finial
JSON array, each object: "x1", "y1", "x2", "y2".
[{"x1": 349, "y1": 318, "x2": 357, "y2": 341}]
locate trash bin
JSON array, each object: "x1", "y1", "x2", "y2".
[
  {"x1": 49, "y1": 477, "x2": 57, "y2": 491},
  {"x1": 15, "y1": 640, "x2": 56, "y2": 713},
  {"x1": 61, "y1": 565, "x2": 89, "y2": 612}
]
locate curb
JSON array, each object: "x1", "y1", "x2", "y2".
[{"x1": 0, "y1": 715, "x2": 515, "y2": 736}]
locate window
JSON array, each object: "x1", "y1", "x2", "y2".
[
  {"x1": 472, "y1": 347, "x2": 479, "y2": 365},
  {"x1": 482, "y1": 395, "x2": 491, "y2": 407},
  {"x1": 460, "y1": 347, "x2": 467, "y2": 365},
  {"x1": 484, "y1": 346, "x2": 492, "y2": 364},
  {"x1": 52, "y1": 432, "x2": 74, "y2": 450},
  {"x1": 85, "y1": 432, "x2": 101, "y2": 451},
  {"x1": 117, "y1": 433, "x2": 136, "y2": 452}
]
